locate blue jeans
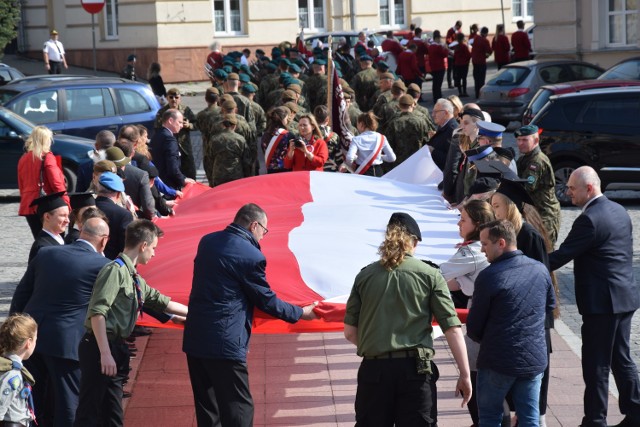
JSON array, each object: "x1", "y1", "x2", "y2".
[{"x1": 477, "y1": 368, "x2": 543, "y2": 427}]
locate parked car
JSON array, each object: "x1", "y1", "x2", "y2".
[
  {"x1": 477, "y1": 59, "x2": 604, "y2": 125},
  {"x1": 598, "y1": 56, "x2": 640, "y2": 80},
  {"x1": 522, "y1": 79, "x2": 640, "y2": 124},
  {"x1": 530, "y1": 87, "x2": 640, "y2": 204},
  {"x1": 0, "y1": 64, "x2": 25, "y2": 86},
  {"x1": 0, "y1": 106, "x2": 94, "y2": 190},
  {"x1": 304, "y1": 30, "x2": 384, "y2": 52},
  {"x1": 0, "y1": 76, "x2": 160, "y2": 140}
]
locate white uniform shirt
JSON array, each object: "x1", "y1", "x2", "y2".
[
  {"x1": 43, "y1": 39, "x2": 65, "y2": 62},
  {"x1": 439, "y1": 240, "x2": 489, "y2": 301},
  {"x1": 346, "y1": 130, "x2": 396, "y2": 166}
]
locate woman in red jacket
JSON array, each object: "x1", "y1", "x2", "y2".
[
  {"x1": 453, "y1": 33, "x2": 471, "y2": 98},
  {"x1": 18, "y1": 125, "x2": 68, "y2": 238},
  {"x1": 492, "y1": 24, "x2": 511, "y2": 70},
  {"x1": 284, "y1": 114, "x2": 328, "y2": 171}
]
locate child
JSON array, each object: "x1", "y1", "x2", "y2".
[{"x1": 0, "y1": 313, "x2": 38, "y2": 426}]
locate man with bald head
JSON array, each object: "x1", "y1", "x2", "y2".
[
  {"x1": 550, "y1": 166, "x2": 640, "y2": 427},
  {"x1": 11, "y1": 217, "x2": 111, "y2": 427}
]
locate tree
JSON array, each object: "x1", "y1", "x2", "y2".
[{"x1": 0, "y1": 0, "x2": 21, "y2": 59}]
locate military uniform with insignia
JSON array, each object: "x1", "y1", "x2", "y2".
[{"x1": 207, "y1": 116, "x2": 252, "y2": 187}]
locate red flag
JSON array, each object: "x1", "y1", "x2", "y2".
[{"x1": 330, "y1": 66, "x2": 353, "y2": 153}]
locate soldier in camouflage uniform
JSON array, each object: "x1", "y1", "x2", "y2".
[
  {"x1": 223, "y1": 73, "x2": 257, "y2": 137},
  {"x1": 284, "y1": 101, "x2": 300, "y2": 134},
  {"x1": 515, "y1": 124, "x2": 561, "y2": 244},
  {"x1": 212, "y1": 69, "x2": 227, "y2": 95},
  {"x1": 196, "y1": 87, "x2": 222, "y2": 185},
  {"x1": 154, "y1": 88, "x2": 197, "y2": 179},
  {"x1": 372, "y1": 72, "x2": 395, "y2": 119},
  {"x1": 242, "y1": 83, "x2": 266, "y2": 175},
  {"x1": 313, "y1": 105, "x2": 343, "y2": 172},
  {"x1": 206, "y1": 114, "x2": 252, "y2": 187},
  {"x1": 344, "y1": 88, "x2": 361, "y2": 133},
  {"x1": 350, "y1": 55, "x2": 378, "y2": 112},
  {"x1": 407, "y1": 83, "x2": 436, "y2": 134},
  {"x1": 382, "y1": 95, "x2": 428, "y2": 172},
  {"x1": 257, "y1": 64, "x2": 280, "y2": 109},
  {"x1": 377, "y1": 80, "x2": 406, "y2": 135},
  {"x1": 212, "y1": 99, "x2": 255, "y2": 168},
  {"x1": 305, "y1": 59, "x2": 328, "y2": 113}
]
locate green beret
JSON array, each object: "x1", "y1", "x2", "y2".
[{"x1": 514, "y1": 124, "x2": 539, "y2": 137}]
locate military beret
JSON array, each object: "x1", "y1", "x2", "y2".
[
  {"x1": 398, "y1": 94, "x2": 415, "y2": 107},
  {"x1": 221, "y1": 100, "x2": 237, "y2": 110},
  {"x1": 313, "y1": 58, "x2": 327, "y2": 66},
  {"x1": 222, "y1": 65, "x2": 233, "y2": 74},
  {"x1": 255, "y1": 49, "x2": 266, "y2": 56},
  {"x1": 223, "y1": 114, "x2": 238, "y2": 126},
  {"x1": 214, "y1": 69, "x2": 228, "y2": 79},
  {"x1": 461, "y1": 108, "x2": 484, "y2": 121},
  {"x1": 93, "y1": 160, "x2": 117, "y2": 174},
  {"x1": 354, "y1": 45, "x2": 367, "y2": 54},
  {"x1": 284, "y1": 101, "x2": 300, "y2": 113},
  {"x1": 279, "y1": 72, "x2": 292, "y2": 82},
  {"x1": 239, "y1": 73, "x2": 251, "y2": 83},
  {"x1": 312, "y1": 47, "x2": 323, "y2": 55},
  {"x1": 407, "y1": 83, "x2": 421, "y2": 93},
  {"x1": 377, "y1": 61, "x2": 389, "y2": 71},
  {"x1": 30, "y1": 191, "x2": 67, "y2": 217},
  {"x1": 282, "y1": 90, "x2": 297, "y2": 102},
  {"x1": 266, "y1": 63, "x2": 277, "y2": 71},
  {"x1": 477, "y1": 120, "x2": 505, "y2": 138},
  {"x1": 280, "y1": 58, "x2": 291, "y2": 66},
  {"x1": 206, "y1": 86, "x2": 220, "y2": 95},
  {"x1": 98, "y1": 172, "x2": 125, "y2": 193},
  {"x1": 388, "y1": 212, "x2": 422, "y2": 241},
  {"x1": 287, "y1": 83, "x2": 302, "y2": 95},
  {"x1": 227, "y1": 72, "x2": 239, "y2": 81},
  {"x1": 392, "y1": 80, "x2": 407, "y2": 91},
  {"x1": 380, "y1": 72, "x2": 395, "y2": 80},
  {"x1": 514, "y1": 124, "x2": 539, "y2": 137},
  {"x1": 359, "y1": 54, "x2": 373, "y2": 62},
  {"x1": 220, "y1": 94, "x2": 235, "y2": 103},
  {"x1": 241, "y1": 84, "x2": 256, "y2": 94},
  {"x1": 288, "y1": 63, "x2": 301, "y2": 73}
]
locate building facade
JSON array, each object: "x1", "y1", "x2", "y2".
[{"x1": 19, "y1": 0, "x2": 532, "y2": 82}]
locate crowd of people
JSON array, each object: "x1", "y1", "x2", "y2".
[{"x1": 2, "y1": 21, "x2": 638, "y2": 427}]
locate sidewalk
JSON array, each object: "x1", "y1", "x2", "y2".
[{"x1": 123, "y1": 327, "x2": 624, "y2": 426}]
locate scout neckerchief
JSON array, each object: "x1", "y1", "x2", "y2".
[{"x1": 355, "y1": 133, "x2": 385, "y2": 175}]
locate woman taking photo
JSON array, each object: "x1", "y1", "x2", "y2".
[
  {"x1": 284, "y1": 113, "x2": 328, "y2": 172},
  {"x1": 439, "y1": 199, "x2": 495, "y2": 427},
  {"x1": 18, "y1": 126, "x2": 68, "y2": 238},
  {"x1": 345, "y1": 111, "x2": 396, "y2": 176},
  {"x1": 261, "y1": 106, "x2": 294, "y2": 174}
]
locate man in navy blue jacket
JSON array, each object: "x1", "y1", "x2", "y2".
[
  {"x1": 467, "y1": 219, "x2": 555, "y2": 426},
  {"x1": 183, "y1": 203, "x2": 317, "y2": 427},
  {"x1": 150, "y1": 108, "x2": 195, "y2": 190},
  {"x1": 550, "y1": 166, "x2": 640, "y2": 427},
  {"x1": 11, "y1": 218, "x2": 110, "y2": 427}
]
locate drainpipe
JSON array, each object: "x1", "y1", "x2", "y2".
[
  {"x1": 575, "y1": 0, "x2": 582, "y2": 60},
  {"x1": 350, "y1": 0, "x2": 356, "y2": 30}
]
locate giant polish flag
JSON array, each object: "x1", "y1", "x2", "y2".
[{"x1": 138, "y1": 146, "x2": 462, "y2": 333}]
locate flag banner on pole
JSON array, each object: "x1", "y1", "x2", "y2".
[{"x1": 330, "y1": 66, "x2": 353, "y2": 152}]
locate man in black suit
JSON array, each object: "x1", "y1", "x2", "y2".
[
  {"x1": 95, "y1": 172, "x2": 133, "y2": 260},
  {"x1": 150, "y1": 108, "x2": 195, "y2": 190},
  {"x1": 107, "y1": 144, "x2": 155, "y2": 220},
  {"x1": 428, "y1": 99, "x2": 458, "y2": 201},
  {"x1": 28, "y1": 192, "x2": 69, "y2": 262},
  {"x1": 11, "y1": 218, "x2": 110, "y2": 427},
  {"x1": 549, "y1": 166, "x2": 640, "y2": 427}
]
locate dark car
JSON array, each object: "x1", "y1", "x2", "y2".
[
  {"x1": 531, "y1": 87, "x2": 640, "y2": 204},
  {"x1": 0, "y1": 63, "x2": 25, "y2": 86},
  {"x1": 522, "y1": 79, "x2": 640, "y2": 125},
  {"x1": 598, "y1": 56, "x2": 640, "y2": 80},
  {"x1": 0, "y1": 106, "x2": 94, "y2": 190},
  {"x1": 0, "y1": 76, "x2": 160, "y2": 139},
  {"x1": 478, "y1": 60, "x2": 604, "y2": 125}
]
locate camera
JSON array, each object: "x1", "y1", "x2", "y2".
[{"x1": 294, "y1": 138, "x2": 306, "y2": 148}]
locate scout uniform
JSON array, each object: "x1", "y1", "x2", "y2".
[{"x1": 0, "y1": 355, "x2": 35, "y2": 426}]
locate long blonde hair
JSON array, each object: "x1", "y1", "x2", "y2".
[
  {"x1": 26, "y1": 126, "x2": 53, "y2": 160},
  {"x1": 0, "y1": 313, "x2": 37, "y2": 356},
  {"x1": 378, "y1": 224, "x2": 417, "y2": 271}
]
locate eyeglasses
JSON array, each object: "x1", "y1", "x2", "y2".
[{"x1": 256, "y1": 221, "x2": 268, "y2": 235}]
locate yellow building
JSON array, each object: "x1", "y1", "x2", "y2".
[{"x1": 19, "y1": 0, "x2": 531, "y2": 82}]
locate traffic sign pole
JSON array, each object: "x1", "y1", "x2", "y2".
[
  {"x1": 81, "y1": 0, "x2": 106, "y2": 75},
  {"x1": 92, "y1": 13, "x2": 96, "y2": 74}
]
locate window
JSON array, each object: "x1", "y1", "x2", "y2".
[
  {"x1": 105, "y1": 0, "x2": 118, "y2": 40},
  {"x1": 607, "y1": 0, "x2": 638, "y2": 46},
  {"x1": 380, "y1": 0, "x2": 405, "y2": 27},
  {"x1": 512, "y1": 0, "x2": 534, "y2": 20},
  {"x1": 214, "y1": 0, "x2": 243, "y2": 35},
  {"x1": 580, "y1": 97, "x2": 640, "y2": 127},
  {"x1": 299, "y1": 0, "x2": 325, "y2": 31},
  {"x1": 66, "y1": 88, "x2": 114, "y2": 120},
  {"x1": 11, "y1": 90, "x2": 58, "y2": 124},
  {"x1": 115, "y1": 89, "x2": 152, "y2": 115}
]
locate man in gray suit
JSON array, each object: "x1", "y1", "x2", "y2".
[
  {"x1": 549, "y1": 166, "x2": 640, "y2": 427},
  {"x1": 11, "y1": 218, "x2": 110, "y2": 427}
]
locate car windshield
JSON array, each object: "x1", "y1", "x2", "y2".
[
  {"x1": 599, "y1": 60, "x2": 640, "y2": 80},
  {"x1": 0, "y1": 107, "x2": 34, "y2": 135},
  {"x1": 487, "y1": 67, "x2": 530, "y2": 86},
  {"x1": 0, "y1": 89, "x2": 19, "y2": 105},
  {"x1": 529, "y1": 88, "x2": 554, "y2": 117}
]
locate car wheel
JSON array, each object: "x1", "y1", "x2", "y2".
[
  {"x1": 553, "y1": 161, "x2": 581, "y2": 206},
  {"x1": 63, "y1": 166, "x2": 78, "y2": 193}
]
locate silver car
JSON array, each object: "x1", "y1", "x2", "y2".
[{"x1": 477, "y1": 59, "x2": 603, "y2": 125}]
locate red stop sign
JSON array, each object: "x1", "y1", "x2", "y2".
[{"x1": 81, "y1": 0, "x2": 105, "y2": 14}]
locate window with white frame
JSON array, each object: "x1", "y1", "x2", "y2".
[
  {"x1": 299, "y1": 0, "x2": 325, "y2": 31},
  {"x1": 380, "y1": 0, "x2": 405, "y2": 27},
  {"x1": 607, "y1": 0, "x2": 638, "y2": 46},
  {"x1": 214, "y1": 0, "x2": 243, "y2": 35},
  {"x1": 104, "y1": 0, "x2": 118, "y2": 40},
  {"x1": 512, "y1": 0, "x2": 534, "y2": 21}
]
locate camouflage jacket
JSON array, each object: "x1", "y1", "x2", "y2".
[
  {"x1": 305, "y1": 74, "x2": 328, "y2": 113},
  {"x1": 207, "y1": 129, "x2": 252, "y2": 187},
  {"x1": 383, "y1": 111, "x2": 428, "y2": 170},
  {"x1": 351, "y1": 68, "x2": 378, "y2": 112}
]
